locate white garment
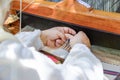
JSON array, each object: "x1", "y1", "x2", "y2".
[{"x1": 0, "y1": 30, "x2": 107, "y2": 80}]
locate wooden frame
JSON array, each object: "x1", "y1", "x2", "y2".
[{"x1": 11, "y1": 0, "x2": 120, "y2": 35}]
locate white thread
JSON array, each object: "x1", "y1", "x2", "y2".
[
  {"x1": 19, "y1": 0, "x2": 35, "y2": 32},
  {"x1": 18, "y1": 0, "x2": 35, "y2": 15},
  {"x1": 22, "y1": 0, "x2": 35, "y2": 12},
  {"x1": 77, "y1": 0, "x2": 91, "y2": 8}
]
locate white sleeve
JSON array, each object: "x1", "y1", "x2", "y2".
[
  {"x1": 0, "y1": 40, "x2": 37, "y2": 80},
  {"x1": 0, "y1": 40, "x2": 58, "y2": 80},
  {"x1": 15, "y1": 30, "x2": 44, "y2": 50},
  {"x1": 0, "y1": 40, "x2": 108, "y2": 80},
  {"x1": 62, "y1": 43, "x2": 105, "y2": 80}
]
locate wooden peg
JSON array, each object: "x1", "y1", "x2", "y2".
[{"x1": 55, "y1": 0, "x2": 93, "y2": 13}]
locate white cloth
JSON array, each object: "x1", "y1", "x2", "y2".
[{"x1": 0, "y1": 30, "x2": 107, "y2": 80}]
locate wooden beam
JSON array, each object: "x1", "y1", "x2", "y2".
[{"x1": 11, "y1": 0, "x2": 120, "y2": 35}]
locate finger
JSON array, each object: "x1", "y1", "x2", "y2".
[
  {"x1": 53, "y1": 27, "x2": 65, "y2": 33},
  {"x1": 63, "y1": 27, "x2": 76, "y2": 35},
  {"x1": 53, "y1": 27, "x2": 76, "y2": 35},
  {"x1": 57, "y1": 32, "x2": 66, "y2": 42},
  {"x1": 55, "y1": 39, "x2": 64, "y2": 47},
  {"x1": 47, "y1": 40, "x2": 56, "y2": 48},
  {"x1": 65, "y1": 34, "x2": 74, "y2": 39},
  {"x1": 69, "y1": 28, "x2": 76, "y2": 35}
]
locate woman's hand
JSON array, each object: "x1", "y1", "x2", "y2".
[
  {"x1": 70, "y1": 31, "x2": 91, "y2": 48},
  {"x1": 40, "y1": 27, "x2": 76, "y2": 48}
]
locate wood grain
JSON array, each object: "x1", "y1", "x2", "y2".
[{"x1": 11, "y1": 0, "x2": 120, "y2": 35}]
